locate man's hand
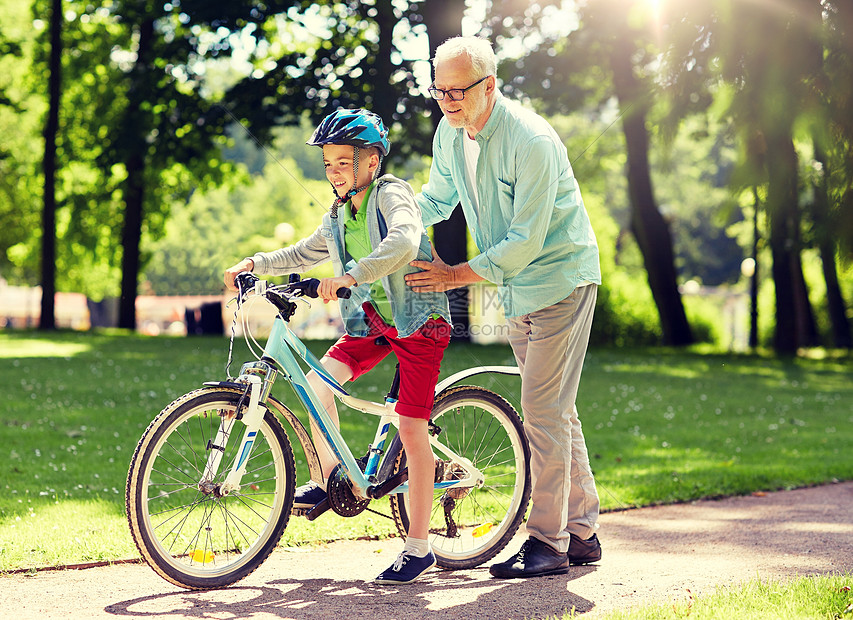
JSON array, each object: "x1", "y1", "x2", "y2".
[
  {"x1": 224, "y1": 258, "x2": 254, "y2": 292},
  {"x1": 405, "y1": 246, "x2": 483, "y2": 292},
  {"x1": 317, "y1": 274, "x2": 357, "y2": 302}
]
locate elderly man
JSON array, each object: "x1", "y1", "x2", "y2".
[{"x1": 405, "y1": 36, "x2": 603, "y2": 579}]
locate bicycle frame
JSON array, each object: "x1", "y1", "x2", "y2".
[{"x1": 204, "y1": 308, "x2": 484, "y2": 502}]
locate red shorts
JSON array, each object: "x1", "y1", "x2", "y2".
[{"x1": 325, "y1": 304, "x2": 451, "y2": 419}]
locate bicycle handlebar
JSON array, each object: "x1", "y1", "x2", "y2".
[{"x1": 234, "y1": 272, "x2": 351, "y2": 300}]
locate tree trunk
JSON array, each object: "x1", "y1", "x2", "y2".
[
  {"x1": 610, "y1": 41, "x2": 694, "y2": 346},
  {"x1": 421, "y1": 0, "x2": 469, "y2": 341},
  {"x1": 817, "y1": 234, "x2": 851, "y2": 349},
  {"x1": 119, "y1": 158, "x2": 144, "y2": 330},
  {"x1": 370, "y1": 1, "x2": 399, "y2": 135},
  {"x1": 118, "y1": 18, "x2": 155, "y2": 330},
  {"x1": 748, "y1": 188, "x2": 760, "y2": 348},
  {"x1": 809, "y1": 14, "x2": 851, "y2": 349},
  {"x1": 39, "y1": 0, "x2": 62, "y2": 331},
  {"x1": 764, "y1": 131, "x2": 814, "y2": 354},
  {"x1": 813, "y1": 145, "x2": 852, "y2": 348}
]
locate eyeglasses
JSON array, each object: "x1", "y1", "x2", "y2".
[{"x1": 428, "y1": 75, "x2": 490, "y2": 101}]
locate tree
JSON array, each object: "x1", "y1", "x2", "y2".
[
  {"x1": 666, "y1": 0, "x2": 849, "y2": 352},
  {"x1": 812, "y1": 1, "x2": 853, "y2": 348},
  {"x1": 754, "y1": 0, "x2": 821, "y2": 352},
  {"x1": 608, "y1": 30, "x2": 694, "y2": 346},
  {"x1": 487, "y1": 0, "x2": 694, "y2": 346},
  {"x1": 0, "y1": 0, "x2": 43, "y2": 289},
  {"x1": 38, "y1": 0, "x2": 62, "y2": 330},
  {"x1": 812, "y1": 143, "x2": 852, "y2": 348},
  {"x1": 47, "y1": 0, "x2": 310, "y2": 327},
  {"x1": 420, "y1": 0, "x2": 469, "y2": 341},
  {"x1": 40, "y1": 0, "x2": 474, "y2": 330}
]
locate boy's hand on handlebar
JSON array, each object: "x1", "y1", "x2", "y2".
[
  {"x1": 224, "y1": 258, "x2": 254, "y2": 292},
  {"x1": 318, "y1": 274, "x2": 356, "y2": 302}
]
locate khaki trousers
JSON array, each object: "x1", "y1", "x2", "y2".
[{"x1": 507, "y1": 284, "x2": 599, "y2": 552}]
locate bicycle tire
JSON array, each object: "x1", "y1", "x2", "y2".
[
  {"x1": 126, "y1": 388, "x2": 296, "y2": 589},
  {"x1": 390, "y1": 386, "x2": 531, "y2": 569}
]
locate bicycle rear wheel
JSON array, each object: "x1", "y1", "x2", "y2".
[
  {"x1": 390, "y1": 386, "x2": 531, "y2": 569},
  {"x1": 126, "y1": 388, "x2": 295, "y2": 589}
]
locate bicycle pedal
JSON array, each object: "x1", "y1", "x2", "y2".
[
  {"x1": 291, "y1": 498, "x2": 330, "y2": 520},
  {"x1": 305, "y1": 498, "x2": 330, "y2": 521}
]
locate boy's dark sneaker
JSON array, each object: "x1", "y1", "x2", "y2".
[
  {"x1": 374, "y1": 550, "x2": 436, "y2": 584},
  {"x1": 292, "y1": 481, "x2": 327, "y2": 509},
  {"x1": 568, "y1": 533, "x2": 602, "y2": 565}
]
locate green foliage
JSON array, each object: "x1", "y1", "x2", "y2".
[
  {"x1": 650, "y1": 117, "x2": 743, "y2": 286},
  {"x1": 0, "y1": 0, "x2": 44, "y2": 284},
  {"x1": 142, "y1": 147, "x2": 332, "y2": 295},
  {"x1": 591, "y1": 271, "x2": 663, "y2": 347},
  {"x1": 3, "y1": 0, "x2": 849, "y2": 349},
  {"x1": 4, "y1": 0, "x2": 449, "y2": 303}
]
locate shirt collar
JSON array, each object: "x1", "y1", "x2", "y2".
[{"x1": 342, "y1": 182, "x2": 375, "y2": 221}]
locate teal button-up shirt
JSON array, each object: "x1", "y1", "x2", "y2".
[{"x1": 417, "y1": 96, "x2": 601, "y2": 318}]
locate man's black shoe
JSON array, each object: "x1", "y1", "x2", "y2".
[
  {"x1": 568, "y1": 533, "x2": 602, "y2": 565},
  {"x1": 489, "y1": 538, "x2": 569, "y2": 579}
]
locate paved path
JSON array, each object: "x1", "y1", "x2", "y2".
[{"x1": 3, "y1": 482, "x2": 851, "y2": 619}]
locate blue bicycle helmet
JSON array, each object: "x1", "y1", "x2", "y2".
[
  {"x1": 307, "y1": 108, "x2": 390, "y2": 156},
  {"x1": 309, "y1": 108, "x2": 391, "y2": 216}
]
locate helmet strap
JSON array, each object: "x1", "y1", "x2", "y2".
[{"x1": 328, "y1": 147, "x2": 381, "y2": 219}]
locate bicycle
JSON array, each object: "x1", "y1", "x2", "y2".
[{"x1": 126, "y1": 272, "x2": 531, "y2": 590}]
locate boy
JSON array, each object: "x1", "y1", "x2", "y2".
[{"x1": 224, "y1": 108, "x2": 451, "y2": 584}]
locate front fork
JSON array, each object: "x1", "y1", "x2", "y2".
[{"x1": 199, "y1": 360, "x2": 277, "y2": 497}]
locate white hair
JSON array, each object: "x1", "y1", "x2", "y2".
[{"x1": 433, "y1": 36, "x2": 497, "y2": 78}]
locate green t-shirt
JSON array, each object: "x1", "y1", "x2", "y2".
[{"x1": 342, "y1": 185, "x2": 395, "y2": 326}]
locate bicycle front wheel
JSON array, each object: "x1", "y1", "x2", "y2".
[
  {"x1": 126, "y1": 388, "x2": 296, "y2": 589},
  {"x1": 390, "y1": 386, "x2": 531, "y2": 569}
]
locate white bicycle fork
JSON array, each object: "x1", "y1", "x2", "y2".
[{"x1": 199, "y1": 375, "x2": 266, "y2": 495}]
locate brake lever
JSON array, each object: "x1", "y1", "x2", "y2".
[{"x1": 234, "y1": 271, "x2": 259, "y2": 300}]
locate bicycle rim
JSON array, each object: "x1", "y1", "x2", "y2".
[
  {"x1": 391, "y1": 386, "x2": 531, "y2": 569},
  {"x1": 126, "y1": 389, "x2": 295, "y2": 589}
]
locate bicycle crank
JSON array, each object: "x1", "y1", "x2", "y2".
[{"x1": 326, "y1": 463, "x2": 371, "y2": 517}]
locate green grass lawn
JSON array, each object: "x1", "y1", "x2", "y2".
[
  {"x1": 1, "y1": 330, "x2": 851, "y2": 574},
  {"x1": 570, "y1": 573, "x2": 853, "y2": 620}
]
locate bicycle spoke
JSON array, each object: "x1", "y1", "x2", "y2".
[
  {"x1": 391, "y1": 387, "x2": 530, "y2": 569},
  {"x1": 127, "y1": 390, "x2": 295, "y2": 588}
]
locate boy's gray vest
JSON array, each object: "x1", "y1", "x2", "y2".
[{"x1": 321, "y1": 175, "x2": 451, "y2": 338}]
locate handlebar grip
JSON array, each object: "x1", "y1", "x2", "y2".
[{"x1": 294, "y1": 278, "x2": 351, "y2": 299}]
